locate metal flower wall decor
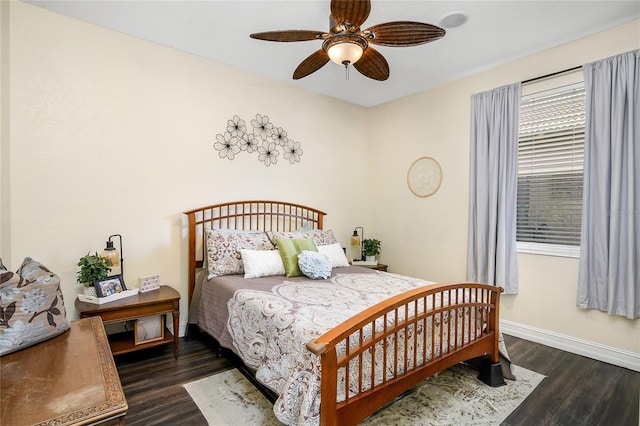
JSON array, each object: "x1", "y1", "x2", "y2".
[{"x1": 214, "y1": 114, "x2": 303, "y2": 167}]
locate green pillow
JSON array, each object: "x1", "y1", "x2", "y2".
[{"x1": 275, "y1": 238, "x2": 318, "y2": 277}]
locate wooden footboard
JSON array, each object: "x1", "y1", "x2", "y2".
[{"x1": 306, "y1": 282, "x2": 502, "y2": 426}]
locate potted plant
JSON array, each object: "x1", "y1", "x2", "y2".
[
  {"x1": 362, "y1": 239, "x2": 381, "y2": 262},
  {"x1": 77, "y1": 253, "x2": 111, "y2": 297}
]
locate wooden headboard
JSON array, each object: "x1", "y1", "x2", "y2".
[{"x1": 183, "y1": 200, "x2": 326, "y2": 304}]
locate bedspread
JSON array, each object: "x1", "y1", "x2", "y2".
[{"x1": 227, "y1": 272, "x2": 481, "y2": 425}]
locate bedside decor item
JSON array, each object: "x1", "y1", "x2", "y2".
[
  {"x1": 77, "y1": 288, "x2": 139, "y2": 305},
  {"x1": 77, "y1": 253, "x2": 111, "y2": 297},
  {"x1": 94, "y1": 275, "x2": 126, "y2": 298},
  {"x1": 139, "y1": 274, "x2": 161, "y2": 293},
  {"x1": 350, "y1": 227, "x2": 364, "y2": 262},
  {"x1": 101, "y1": 234, "x2": 124, "y2": 281},
  {"x1": 362, "y1": 238, "x2": 381, "y2": 262},
  {"x1": 135, "y1": 315, "x2": 164, "y2": 345},
  {"x1": 407, "y1": 156, "x2": 443, "y2": 198},
  {"x1": 214, "y1": 114, "x2": 303, "y2": 167}
]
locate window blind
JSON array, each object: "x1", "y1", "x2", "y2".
[{"x1": 517, "y1": 83, "x2": 585, "y2": 247}]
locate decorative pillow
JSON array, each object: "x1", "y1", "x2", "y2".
[
  {"x1": 267, "y1": 229, "x2": 338, "y2": 246},
  {"x1": 297, "y1": 222, "x2": 313, "y2": 232},
  {"x1": 205, "y1": 229, "x2": 274, "y2": 278},
  {"x1": 202, "y1": 228, "x2": 263, "y2": 272},
  {"x1": 240, "y1": 249, "x2": 285, "y2": 278},
  {"x1": 275, "y1": 238, "x2": 318, "y2": 278},
  {"x1": 298, "y1": 251, "x2": 332, "y2": 280},
  {"x1": 0, "y1": 257, "x2": 70, "y2": 356},
  {"x1": 317, "y1": 243, "x2": 350, "y2": 268}
]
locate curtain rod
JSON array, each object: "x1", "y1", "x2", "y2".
[{"x1": 522, "y1": 65, "x2": 582, "y2": 85}]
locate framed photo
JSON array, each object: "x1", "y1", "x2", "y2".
[
  {"x1": 134, "y1": 315, "x2": 165, "y2": 345},
  {"x1": 94, "y1": 275, "x2": 127, "y2": 298}
]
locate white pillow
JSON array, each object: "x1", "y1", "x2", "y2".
[
  {"x1": 240, "y1": 249, "x2": 285, "y2": 278},
  {"x1": 317, "y1": 243, "x2": 350, "y2": 268}
]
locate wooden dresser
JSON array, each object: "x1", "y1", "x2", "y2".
[{"x1": 1, "y1": 317, "x2": 128, "y2": 425}]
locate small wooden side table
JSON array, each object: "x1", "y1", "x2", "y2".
[
  {"x1": 76, "y1": 285, "x2": 180, "y2": 359},
  {"x1": 1, "y1": 317, "x2": 128, "y2": 426}
]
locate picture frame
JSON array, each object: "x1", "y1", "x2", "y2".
[
  {"x1": 94, "y1": 275, "x2": 127, "y2": 298},
  {"x1": 134, "y1": 315, "x2": 165, "y2": 345}
]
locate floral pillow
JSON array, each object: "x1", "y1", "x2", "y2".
[
  {"x1": 0, "y1": 257, "x2": 71, "y2": 356},
  {"x1": 267, "y1": 229, "x2": 338, "y2": 246},
  {"x1": 205, "y1": 230, "x2": 275, "y2": 278}
]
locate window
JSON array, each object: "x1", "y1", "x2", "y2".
[{"x1": 517, "y1": 82, "x2": 585, "y2": 257}]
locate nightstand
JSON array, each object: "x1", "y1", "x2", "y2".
[{"x1": 76, "y1": 285, "x2": 180, "y2": 358}]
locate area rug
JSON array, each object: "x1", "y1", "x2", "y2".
[{"x1": 183, "y1": 364, "x2": 544, "y2": 425}]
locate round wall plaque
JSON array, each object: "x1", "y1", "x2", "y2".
[{"x1": 407, "y1": 156, "x2": 443, "y2": 198}]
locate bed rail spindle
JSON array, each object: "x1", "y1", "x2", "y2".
[
  {"x1": 412, "y1": 299, "x2": 420, "y2": 369},
  {"x1": 403, "y1": 304, "x2": 409, "y2": 375},
  {"x1": 419, "y1": 302, "x2": 424, "y2": 366},
  {"x1": 358, "y1": 329, "x2": 363, "y2": 395},
  {"x1": 462, "y1": 290, "x2": 467, "y2": 346},
  {"x1": 370, "y1": 320, "x2": 376, "y2": 390},
  {"x1": 383, "y1": 313, "x2": 388, "y2": 382},
  {"x1": 345, "y1": 336, "x2": 351, "y2": 404},
  {"x1": 439, "y1": 304, "x2": 444, "y2": 359},
  {"x1": 393, "y1": 307, "x2": 399, "y2": 378}
]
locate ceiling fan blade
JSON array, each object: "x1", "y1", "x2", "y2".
[
  {"x1": 353, "y1": 47, "x2": 389, "y2": 81},
  {"x1": 250, "y1": 30, "x2": 326, "y2": 42},
  {"x1": 365, "y1": 21, "x2": 445, "y2": 47},
  {"x1": 293, "y1": 49, "x2": 330, "y2": 79},
  {"x1": 331, "y1": 0, "x2": 371, "y2": 27}
]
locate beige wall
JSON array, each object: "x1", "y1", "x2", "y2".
[
  {"x1": 3, "y1": 2, "x2": 638, "y2": 357},
  {"x1": 1, "y1": 1, "x2": 10, "y2": 262},
  {"x1": 4, "y1": 1, "x2": 371, "y2": 324},
  {"x1": 369, "y1": 20, "x2": 640, "y2": 354}
]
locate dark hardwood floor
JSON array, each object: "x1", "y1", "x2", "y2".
[{"x1": 115, "y1": 332, "x2": 639, "y2": 425}]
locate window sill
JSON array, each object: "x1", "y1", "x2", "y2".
[{"x1": 517, "y1": 242, "x2": 580, "y2": 258}]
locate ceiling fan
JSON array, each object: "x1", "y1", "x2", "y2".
[{"x1": 250, "y1": 0, "x2": 446, "y2": 81}]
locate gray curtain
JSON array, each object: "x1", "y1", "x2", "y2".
[
  {"x1": 467, "y1": 83, "x2": 520, "y2": 294},
  {"x1": 577, "y1": 50, "x2": 640, "y2": 319}
]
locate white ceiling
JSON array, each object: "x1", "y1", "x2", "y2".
[{"x1": 25, "y1": 1, "x2": 640, "y2": 107}]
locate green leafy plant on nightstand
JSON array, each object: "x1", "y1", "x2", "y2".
[
  {"x1": 362, "y1": 239, "x2": 381, "y2": 257},
  {"x1": 77, "y1": 253, "x2": 111, "y2": 287}
]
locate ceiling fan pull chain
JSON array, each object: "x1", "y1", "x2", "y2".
[{"x1": 343, "y1": 61, "x2": 350, "y2": 80}]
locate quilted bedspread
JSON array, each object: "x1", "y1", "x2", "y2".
[{"x1": 227, "y1": 271, "x2": 480, "y2": 425}]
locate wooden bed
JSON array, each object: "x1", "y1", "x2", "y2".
[{"x1": 184, "y1": 200, "x2": 504, "y2": 426}]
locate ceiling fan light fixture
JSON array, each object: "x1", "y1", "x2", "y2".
[
  {"x1": 323, "y1": 35, "x2": 368, "y2": 66},
  {"x1": 328, "y1": 42, "x2": 363, "y2": 65}
]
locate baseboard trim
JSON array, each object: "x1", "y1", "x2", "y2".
[
  {"x1": 179, "y1": 320, "x2": 189, "y2": 338},
  {"x1": 500, "y1": 319, "x2": 640, "y2": 372}
]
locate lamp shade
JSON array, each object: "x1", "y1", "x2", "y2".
[
  {"x1": 101, "y1": 241, "x2": 121, "y2": 277},
  {"x1": 350, "y1": 228, "x2": 363, "y2": 261},
  {"x1": 327, "y1": 42, "x2": 364, "y2": 65}
]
